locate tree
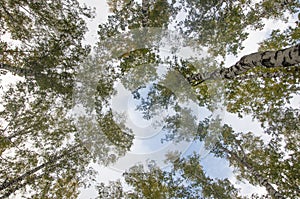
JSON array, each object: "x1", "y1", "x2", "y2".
[
  {"x1": 97, "y1": 160, "x2": 243, "y2": 199},
  {"x1": 178, "y1": 0, "x2": 300, "y2": 56},
  {"x1": 193, "y1": 115, "x2": 300, "y2": 199},
  {"x1": 0, "y1": 62, "x2": 74, "y2": 98},
  {"x1": 103, "y1": 0, "x2": 177, "y2": 37},
  {"x1": 94, "y1": 1, "x2": 300, "y2": 198},
  {"x1": 1, "y1": 0, "x2": 299, "y2": 197},
  {"x1": 0, "y1": 144, "x2": 79, "y2": 198},
  {"x1": 0, "y1": 71, "x2": 137, "y2": 197},
  {"x1": 244, "y1": 108, "x2": 300, "y2": 198},
  {"x1": 0, "y1": 83, "x2": 96, "y2": 198},
  {"x1": 0, "y1": 0, "x2": 94, "y2": 94}
]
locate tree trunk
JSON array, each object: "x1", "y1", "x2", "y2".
[
  {"x1": 142, "y1": 0, "x2": 149, "y2": 27},
  {"x1": 0, "y1": 161, "x2": 63, "y2": 199},
  {"x1": 218, "y1": 144, "x2": 285, "y2": 199},
  {"x1": 0, "y1": 144, "x2": 80, "y2": 192},
  {"x1": 0, "y1": 62, "x2": 70, "y2": 80},
  {"x1": 188, "y1": 44, "x2": 300, "y2": 85},
  {"x1": 233, "y1": 70, "x2": 290, "y2": 81},
  {"x1": 0, "y1": 63, "x2": 34, "y2": 77}
]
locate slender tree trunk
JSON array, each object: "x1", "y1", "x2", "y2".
[
  {"x1": 0, "y1": 63, "x2": 34, "y2": 77},
  {"x1": 188, "y1": 44, "x2": 300, "y2": 85},
  {"x1": 218, "y1": 144, "x2": 285, "y2": 199},
  {"x1": 0, "y1": 144, "x2": 80, "y2": 192},
  {"x1": 0, "y1": 62, "x2": 70, "y2": 80},
  {"x1": 0, "y1": 160, "x2": 54, "y2": 191},
  {"x1": 142, "y1": 0, "x2": 149, "y2": 27},
  {"x1": 0, "y1": 161, "x2": 63, "y2": 199},
  {"x1": 0, "y1": 175, "x2": 42, "y2": 199}
]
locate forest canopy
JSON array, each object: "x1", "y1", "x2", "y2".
[{"x1": 0, "y1": 0, "x2": 299, "y2": 198}]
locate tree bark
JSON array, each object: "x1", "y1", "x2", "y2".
[
  {"x1": 0, "y1": 62, "x2": 70, "y2": 80},
  {"x1": 218, "y1": 144, "x2": 285, "y2": 199},
  {"x1": 188, "y1": 44, "x2": 300, "y2": 86},
  {"x1": 0, "y1": 161, "x2": 62, "y2": 199},
  {"x1": 0, "y1": 144, "x2": 80, "y2": 192},
  {"x1": 142, "y1": 0, "x2": 149, "y2": 27},
  {"x1": 0, "y1": 63, "x2": 34, "y2": 77},
  {"x1": 232, "y1": 70, "x2": 296, "y2": 81}
]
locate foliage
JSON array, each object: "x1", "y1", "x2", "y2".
[
  {"x1": 0, "y1": 83, "x2": 93, "y2": 198},
  {"x1": 178, "y1": 0, "x2": 299, "y2": 56},
  {"x1": 101, "y1": 0, "x2": 178, "y2": 40},
  {"x1": 0, "y1": 0, "x2": 299, "y2": 198},
  {"x1": 98, "y1": 158, "x2": 243, "y2": 199},
  {"x1": 0, "y1": 0, "x2": 94, "y2": 94}
]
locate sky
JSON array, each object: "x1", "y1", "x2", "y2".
[
  {"x1": 1, "y1": 0, "x2": 298, "y2": 198},
  {"x1": 74, "y1": 0, "x2": 300, "y2": 198}
]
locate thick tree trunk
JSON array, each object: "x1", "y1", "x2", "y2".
[
  {"x1": 218, "y1": 144, "x2": 285, "y2": 199},
  {"x1": 232, "y1": 69, "x2": 299, "y2": 81},
  {"x1": 188, "y1": 44, "x2": 300, "y2": 85}
]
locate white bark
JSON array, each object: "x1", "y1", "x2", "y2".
[{"x1": 188, "y1": 44, "x2": 300, "y2": 85}]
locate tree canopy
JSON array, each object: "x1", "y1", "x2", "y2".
[{"x1": 0, "y1": 0, "x2": 299, "y2": 198}]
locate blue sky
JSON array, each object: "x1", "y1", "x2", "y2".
[
  {"x1": 75, "y1": 0, "x2": 300, "y2": 198},
  {"x1": 1, "y1": 0, "x2": 298, "y2": 198}
]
